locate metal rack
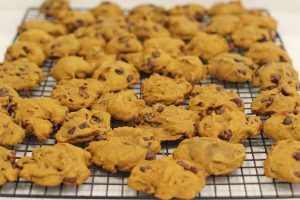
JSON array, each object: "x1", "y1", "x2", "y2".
[{"x1": 1, "y1": 7, "x2": 300, "y2": 199}]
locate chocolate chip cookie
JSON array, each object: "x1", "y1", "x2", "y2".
[
  {"x1": 128, "y1": 157, "x2": 206, "y2": 200},
  {"x1": 209, "y1": 1, "x2": 246, "y2": 16},
  {"x1": 91, "y1": 2, "x2": 123, "y2": 17},
  {"x1": 83, "y1": 46, "x2": 116, "y2": 67},
  {"x1": 61, "y1": 11, "x2": 95, "y2": 32},
  {"x1": 15, "y1": 97, "x2": 68, "y2": 141},
  {"x1": 205, "y1": 14, "x2": 240, "y2": 36},
  {"x1": 105, "y1": 33, "x2": 143, "y2": 54},
  {"x1": 19, "y1": 20, "x2": 67, "y2": 36},
  {"x1": 0, "y1": 84, "x2": 20, "y2": 115},
  {"x1": 173, "y1": 137, "x2": 246, "y2": 175},
  {"x1": 92, "y1": 89, "x2": 145, "y2": 122},
  {"x1": 18, "y1": 29, "x2": 54, "y2": 50},
  {"x1": 127, "y1": 5, "x2": 167, "y2": 24},
  {"x1": 239, "y1": 13, "x2": 277, "y2": 31},
  {"x1": 0, "y1": 147, "x2": 18, "y2": 186},
  {"x1": 39, "y1": 0, "x2": 70, "y2": 19},
  {"x1": 135, "y1": 104, "x2": 195, "y2": 141},
  {"x1": 77, "y1": 36, "x2": 106, "y2": 57},
  {"x1": 56, "y1": 108, "x2": 111, "y2": 144},
  {"x1": 168, "y1": 3, "x2": 206, "y2": 21},
  {"x1": 17, "y1": 143, "x2": 91, "y2": 186},
  {"x1": 264, "y1": 140, "x2": 300, "y2": 183},
  {"x1": 142, "y1": 73, "x2": 192, "y2": 105},
  {"x1": 86, "y1": 127, "x2": 161, "y2": 173}
]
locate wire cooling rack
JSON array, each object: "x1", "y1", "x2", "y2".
[{"x1": 1, "y1": 7, "x2": 300, "y2": 199}]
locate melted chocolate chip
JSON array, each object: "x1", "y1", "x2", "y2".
[
  {"x1": 147, "y1": 59, "x2": 154, "y2": 71},
  {"x1": 237, "y1": 69, "x2": 247, "y2": 75},
  {"x1": 281, "y1": 88, "x2": 290, "y2": 96},
  {"x1": 115, "y1": 68, "x2": 124, "y2": 74},
  {"x1": 152, "y1": 51, "x2": 160, "y2": 58},
  {"x1": 0, "y1": 88, "x2": 9, "y2": 97},
  {"x1": 294, "y1": 172, "x2": 300, "y2": 178},
  {"x1": 214, "y1": 106, "x2": 225, "y2": 115},
  {"x1": 261, "y1": 97, "x2": 273, "y2": 107},
  {"x1": 143, "y1": 112, "x2": 155, "y2": 122},
  {"x1": 63, "y1": 177, "x2": 77, "y2": 184},
  {"x1": 279, "y1": 55, "x2": 287, "y2": 62},
  {"x1": 156, "y1": 105, "x2": 165, "y2": 112},
  {"x1": 231, "y1": 98, "x2": 243, "y2": 107},
  {"x1": 91, "y1": 115, "x2": 101, "y2": 123},
  {"x1": 206, "y1": 107, "x2": 214, "y2": 115},
  {"x1": 140, "y1": 166, "x2": 151, "y2": 172},
  {"x1": 257, "y1": 36, "x2": 267, "y2": 43},
  {"x1": 98, "y1": 74, "x2": 106, "y2": 81},
  {"x1": 197, "y1": 102, "x2": 203, "y2": 107},
  {"x1": 218, "y1": 129, "x2": 233, "y2": 141},
  {"x1": 127, "y1": 75, "x2": 133, "y2": 83},
  {"x1": 22, "y1": 46, "x2": 31, "y2": 54},
  {"x1": 270, "y1": 74, "x2": 281, "y2": 84},
  {"x1": 176, "y1": 161, "x2": 198, "y2": 174},
  {"x1": 79, "y1": 86, "x2": 89, "y2": 99},
  {"x1": 78, "y1": 122, "x2": 90, "y2": 129},
  {"x1": 292, "y1": 152, "x2": 300, "y2": 161},
  {"x1": 68, "y1": 127, "x2": 76, "y2": 135},
  {"x1": 145, "y1": 150, "x2": 156, "y2": 160},
  {"x1": 283, "y1": 117, "x2": 292, "y2": 125}
]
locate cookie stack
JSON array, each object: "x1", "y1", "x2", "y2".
[{"x1": 0, "y1": 0, "x2": 299, "y2": 199}]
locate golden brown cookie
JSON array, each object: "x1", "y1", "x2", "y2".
[
  {"x1": 61, "y1": 11, "x2": 95, "y2": 32},
  {"x1": 246, "y1": 42, "x2": 291, "y2": 65},
  {"x1": 0, "y1": 147, "x2": 18, "y2": 186},
  {"x1": 83, "y1": 46, "x2": 116, "y2": 67},
  {"x1": 0, "y1": 84, "x2": 20, "y2": 115},
  {"x1": 51, "y1": 78, "x2": 106, "y2": 110},
  {"x1": 19, "y1": 20, "x2": 67, "y2": 36},
  {"x1": 198, "y1": 110, "x2": 262, "y2": 143},
  {"x1": 185, "y1": 31, "x2": 229, "y2": 61},
  {"x1": 45, "y1": 34, "x2": 80, "y2": 58},
  {"x1": 209, "y1": 1, "x2": 246, "y2": 16},
  {"x1": 92, "y1": 60, "x2": 140, "y2": 92},
  {"x1": 0, "y1": 112, "x2": 25, "y2": 146},
  {"x1": 39, "y1": 0, "x2": 70, "y2": 19},
  {"x1": 17, "y1": 143, "x2": 91, "y2": 186},
  {"x1": 18, "y1": 29, "x2": 54, "y2": 50},
  {"x1": 251, "y1": 87, "x2": 300, "y2": 116},
  {"x1": 168, "y1": 3, "x2": 206, "y2": 21},
  {"x1": 127, "y1": 5, "x2": 167, "y2": 24},
  {"x1": 5, "y1": 41, "x2": 46, "y2": 65},
  {"x1": 128, "y1": 157, "x2": 206, "y2": 200},
  {"x1": 142, "y1": 73, "x2": 192, "y2": 105},
  {"x1": 91, "y1": 2, "x2": 123, "y2": 17},
  {"x1": 77, "y1": 36, "x2": 106, "y2": 57},
  {"x1": 239, "y1": 13, "x2": 277, "y2": 31},
  {"x1": 135, "y1": 104, "x2": 195, "y2": 141},
  {"x1": 15, "y1": 97, "x2": 68, "y2": 141},
  {"x1": 86, "y1": 127, "x2": 161, "y2": 173},
  {"x1": 173, "y1": 137, "x2": 245, "y2": 175},
  {"x1": 92, "y1": 89, "x2": 145, "y2": 122},
  {"x1": 252, "y1": 62, "x2": 298, "y2": 90},
  {"x1": 105, "y1": 33, "x2": 143, "y2": 54},
  {"x1": 205, "y1": 14, "x2": 240, "y2": 36},
  {"x1": 50, "y1": 56, "x2": 95, "y2": 81},
  {"x1": 0, "y1": 59, "x2": 44, "y2": 91},
  {"x1": 207, "y1": 53, "x2": 257, "y2": 82},
  {"x1": 56, "y1": 108, "x2": 111, "y2": 144},
  {"x1": 264, "y1": 140, "x2": 300, "y2": 183},
  {"x1": 143, "y1": 36, "x2": 184, "y2": 57},
  {"x1": 263, "y1": 113, "x2": 300, "y2": 141},
  {"x1": 189, "y1": 84, "x2": 244, "y2": 118},
  {"x1": 163, "y1": 55, "x2": 206, "y2": 83}
]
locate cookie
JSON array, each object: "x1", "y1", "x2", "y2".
[
  {"x1": 0, "y1": 59, "x2": 44, "y2": 91},
  {"x1": 15, "y1": 97, "x2": 68, "y2": 141},
  {"x1": 165, "y1": 15, "x2": 200, "y2": 40},
  {"x1": 91, "y1": 2, "x2": 123, "y2": 17},
  {"x1": 77, "y1": 36, "x2": 106, "y2": 57},
  {"x1": 209, "y1": 1, "x2": 246, "y2": 16},
  {"x1": 45, "y1": 34, "x2": 80, "y2": 58},
  {"x1": 142, "y1": 73, "x2": 192, "y2": 105},
  {"x1": 185, "y1": 31, "x2": 229, "y2": 61},
  {"x1": 163, "y1": 55, "x2": 206, "y2": 83},
  {"x1": 129, "y1": 20, "x2": 170, "y2": 41},
  {"x1": 92, "y1": 89, "x2": 145, "y2": 122},
  {"x1": 51, "y1": 78, "x2": 106, "y2": 110},
  {"x1": 86, "y1": 127, "x2": 161, "y2": 173},
  {"x1": 252, "y1": 62, "x2": 298, "y2": 90},
  {"x1": 239, "y1": 13, "x2": 277, "y2": 31},
  {"x1": 127, "y1": 5, "x2": 167, "y2": 24},
  {"x1": 61, "y1": 11, "x2": 95, "y2": 32},
  {"x1": 39, "y1": 0, "x2": 70, "y2": 19},
  {"x1": 207, "y1": 53, "x2": 258, "y2": 82},
  {"x1": 189, "y1": 84, "x2": 244, "y2": 118},
  {"x1": 56, "y1": 108, "x2": 111, "y2": 144},
  {"x1": 120, "y1": 48, "x2": 173, "y2": 74},
  {"x1": 251, "y1": 87, "x2": 300, "y2": 116},
  {"x1": 0, "y1": 84, "x2": 20, "y2": 115},
  {"x1": 19, "y1": 20, "x2": 67, "y2": 36},
  {"x1": 264, "y1": 140, "x2": 300, "y2": 183},
  {"x1": 128, "y1": 157, "x2": 206, "y2": 200},
  {"x1": 263, "y1": 113, "x2": 300, "y2": 141},
  {"x1": 168, "y1": 3, "x2": 206, "y2": 21},
  {"x1": 0, "y1": 147, "x2": 18, "y2": 186},
  {"x1": 246, "y1": 42, "x2": 291, "y2": 65},
  {"x1": 83, "y1": 46, "x2": 116, "y2": 67},
  {"x1": 231, "y1": 25, "x2": 273, "y2": 50},
  {"x1": 173, "y1": 137, "x2": 245, "y2": 175},
  {"x1": 18, "y1": 29, "x2": 54, "y2": 50},
  {"x1": 205, "y1": 14, "x2": 240, "y2": 36},
  {"x1": 5, "y1": 41, "x2": 46, "y2": 65},
  {"x1": 92, "y1": 60, "x2": 140, "y2": 92},
  {"x1": 0, "y1": 112, "x2": 25, "y2": 146},
  {"x1": 50, "y1": 56, "x2": 95, "y2": 81},
  {"x1": 105, "y1": 33, "x2": 143, "y2": 54},
  {"x1": 135, "y1": 104, "x2": 195, "y2": 141},
  {"x1": 17, "y1": 143, "x2": 91, "y2": 186},
  {"x1": 143, "y1": 36, "x2": 184, "y2": 57},
  {"x1": 198, "y1": 110, "x2": 262, "y2": 143}
]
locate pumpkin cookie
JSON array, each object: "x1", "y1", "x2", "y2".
[
  {"x1": 91, "y1": 2, "x2": 123, "y2": 17},
  {"x1": 39, "y1": 0, "x2": 70, "y2": 19},
  {"x1": 19, "y1": 20, "x2": 67, "y2": 36},
  {"x1": 205, "y1": 14, "x2": 240, "y2": 36},
  {"x1": 264, "y1": 140, "x2": 300, "y2": 183},
  {"x1": 86, "y1": 127, "x2": 161, "y2": 173},
  {"x1": 142, "y1": 73, "x2": 192, "y2": 105},
  {"x1": 77, "y1": 36, "x2": 106, "y2": 57},
  {"x1": 61, "y1": 11, "x2": 95, "y2": 32},
  {"x1": 0, "y1": 84, "x2": 20, "y2": 115},
  {"x1": 127, "y1": 5, "x2": 167, "y2": 24},
  {"x1": 106, "y1": 33, "x2": 143, "y2": 54},
  {"x1": 15, "y1": 97, "x2": 68, "y2": 141},
  {"x1": 18, "y1": 29, "x2": 54, "y2": 50},
  {"x1": 56, "y1": 108, "x2": 111, "y2": 144},
  {"x1": 0, "y1": 147, "x2": 18, "y2": 186},
  {"x1": 92, "y1": 89, "x2": 145, "y2": 122},
  {"x1": 17, "y1": 143, "x2": 91, "y2": 186},
  {"x1": 83, "y1": 47, "x2": 116, "y2": 67},
  {"x1": 209, "y1": 1, "x2": 246, "y2": 16},
  {"x1": 239, "y1": 13, "x2": 277, "y2": 31},
  {"x1": 168, "y1": 3, "x2": 206, "y2": 21}
]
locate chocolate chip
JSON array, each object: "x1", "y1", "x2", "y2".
[
  {"x1": 147, "y1": 59, "x2": 154, "y2": 71},
  {"x1": 156, "y1": 105, "x2": 165, "y2": 112},
  {"x1": 279, "y1": 55, "x2": 287, "y2": 62},
  {"x1": 79, "y1": 86, "x2": 89, "y2": 99},
  {"x1": 98, "y1": 74, "x2": 106, "y2": 81},
  {"x1": 68, "y1": 127, "x2": 76, "y2": 135},
  {"x1": 194, "y1": 12, "x2": 202, "y2": 21},
  {"x1": 96, "y1": 134, "x2": 105, "y2": 140},
  {"x1": 127, "y1": 75, "x2": 133, "y2": 83},
  {"x1": 78, "y1": 122, "x2": 90, "y2": 129},
  {"x1": 140, "y1": 166, "x2": 151, "y2": 172},
  {"x1": 115, "y1": 68, "x2": 124, "y2": 74},
  {"x1": 281, "y1": 88, "x2": 290, "y2": 96},
  {"x1": 152, "y1": 51, "x2": 160, "y2": 58},
  {"x1": 237, "y1": 69, "x2": 247, "y2": 75},
  {"x1": 270, "y1": 74, "x2": 281, "y2": 84},
  {"x1": 92, "y1": 115, "x2": 101, "y2": 123},
  {"x1": 231, "y1": 98, "x2": 243, "y2": 107},
  {"x1": 63, "y1": 177, "x2": 77, "y2": 184},
  {"x1": 197, "y1": 102, "x2": 203, "y2": 107},
  {"x1": 0, "y1": 88, "x2": 8, "y2": 97},
  {"x1": 145, "y1": 150, "x2": 156, "y2": 160},
  {"x1": 143, "y1": 136, "x2": 155, "y2": 141},
  {"x1": 22, "y1": 46, "x2": 31, "y2": 54},
  {"x1": 149, "y1": 122, "x2": 161, "y2": 128},
  {"x1": 292, "y1": 152, "x2": 300, "y2": 161},
  {"x1": 206, "y1": 107, "x2": 214, "y2": 115},
  {"x1": 214, "y1": 106, "x2": 225, "y2": 115},
  {"x1": 218, "y1": 129, "x2": 233, "y2": 141},
  {"x1": 176, "y1": 161, "x2": 198, "y2": 174},
  {"x1": 261, "y1": 97, "x2": 273, "y2": 107},
  {"x1": 257, "y1": 36, "x2": 267, "y2": 42},
  {"x1": 283, "y1": 117, "x2": 292, "y2": 125},
  {"x1": 143, "y1": 112, "x2": 155, "y2": 122}
]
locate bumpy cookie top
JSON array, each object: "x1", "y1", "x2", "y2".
[
  {"x1": 105, "y1": 33, "x2": 143, "y2": 54},
  {"x1": 205, "y1": 14, "x2": 240, "y2": 36},
  {"x1": 0, "y1": 84, "x2": 20, "y2": 115},
  {"x1": 19, "y1": 20, "x2": 67, "y2": 36},
  {"x1": 91, "y1": 2, "x2": 123, "y2": 17},
  {"x1": 168, "y1": 3, "x2": 206, "y2": 21},
  {"x1": 209, "y1": 1, "x2": 246, "y2": 16},
  {"x1": 0, "y1": 147, "x2": 18, "y2": 186}
]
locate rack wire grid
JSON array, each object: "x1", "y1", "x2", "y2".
[{"x1": 0, "y1": 7, "x2": 300, "y2": 200}]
